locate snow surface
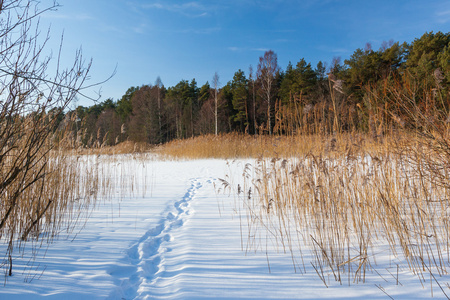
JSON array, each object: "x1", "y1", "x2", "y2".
[{"x1": 0, "y1": 157, "x2": 447, "y2": 299}]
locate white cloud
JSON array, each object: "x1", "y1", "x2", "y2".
[
  {"x1": 141, "y1": 1, "x2": 209, "y2": 18},
  {"x1": 331, "y1": 48, "x2": 350, "y2": 54},
  {"x1": 436, "y1": 9, "x2": 450, "y2": 24},
  {"x1": 251, "y1": 48, "x2": 270, "y2": 52},
  {"x1": 132, "y1": 23, "x2": 148, "y2": 34},
  {"x1": 228, "y1": 46, "x2": 240, "y2": 52},
  {"x1": 144, "y1": 3, "x2": 164, "y2": 9},
  {"x1": 227, "y1": 46, "x2": 270, "y2": 53},
  {"x1": 167, "y1": 27, "x2": 221, "y2": 34},
  {"x1": 42, "y1": 12, "x2": 95, "y2": 21}
]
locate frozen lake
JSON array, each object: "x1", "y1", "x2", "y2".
[{"x1": 0, "y1": 156, "x2": 445, "y2": 299}]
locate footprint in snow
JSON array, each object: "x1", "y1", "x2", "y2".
[{"x1": 111, "y1": 178, "x2": 207, "y2": 300}]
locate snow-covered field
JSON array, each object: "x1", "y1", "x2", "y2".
[{"x1": 0, "y1": 156, "x2": 447, "y2": 299}]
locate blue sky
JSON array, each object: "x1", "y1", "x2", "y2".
[{"x1": 40, "y1": 0, "x2": 450, "y2": 107}]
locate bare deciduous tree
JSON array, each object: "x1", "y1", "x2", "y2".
[
  {"x1": 212, "y1": 72, "x2": 220, "y2": 136},
  {"x1": 257, "y1": 50, "x2": 279, "y2": 135},
  {"x1": 0, "y1": 0, "x2": 110, "y2": 277},
  {"x1": 249, "y1": 65, "x2": 257, "y2": 134},
  {"x1": 155, "y1": 76, "x2": 163, "y2": 140}
]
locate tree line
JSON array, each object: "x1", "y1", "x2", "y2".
[{"x1": 63, "y1": 31, "x2": 449, "y2": 147}]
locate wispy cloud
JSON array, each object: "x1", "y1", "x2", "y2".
[
  {"x1": 251, "y1": 48, "x2": 270, "y2": 52},
  {"x1": 227, "y1": 46, "x2": 270, "y2": 53},
  {"x1": 331, "y1": 48, "x2": 350, "y2": 54},
  {"x1": 228, "y1": 46, "x2": 241, "y2": 52},
  {"x1": 42, "y1": 12, "x2": 94, "y2": 21},
  {"x1": 316, "y1": 45, "x2": 350, "y2": 55},
  {"x1": 436, "y1": 9, "x2": 450, "y2": 24},
  {"x1": 132, "y1": 23, "x2": 149, "y2": 34},
  {"x1": 182, "y1": 27, "x2": 220, "y2": 34},
  {"x1": 140, "y1": 1, "x2": 210, "y2": 18},
  {"x1": 98, "y1": 24, "x2": 125, "y2": 35},
  {"x1": 155, "y1": 27, "x2": 220, "y2": 35}
]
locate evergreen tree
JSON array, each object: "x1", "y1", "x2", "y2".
[
  {"x1": 437, "y1": 45, "x2": 450, "y2": 84},
  {"x1": 230, "y1": 70, "x2": 249, "y2": 131},
  {"x1": 198, "y1": 82, "x2": 211, "y2": 104},
  {"x1": 406, "y1": 31, "x2": 450, "y2": 72},
  {"x1": 406, "y1": 31, "x2": 450, "y2": 88},
  {"x1": 279, "y1": 58, "x2": 317, "y2": 103},
  {"x1": 116, "y1": 86, "x2": 139, "y2": 122},
  {"x1": 316, "y1": 61, "x2": 327, "y2": 80}
]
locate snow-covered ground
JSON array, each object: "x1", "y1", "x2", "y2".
[{"x1": 0, "y1": 157, "x2": 447, "y2": 299}]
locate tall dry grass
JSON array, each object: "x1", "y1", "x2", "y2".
[
  {"x1": 0, "y1": 125, "x2": 154, "y2": 280},
  {"x1": 73, "y1": 140, "x2": 152, "y2": 156},
  {"x1": 0, "y1": 148, "x2": 153, "y2": 280},
  {"x1": 0, "y1": 148, "x2": 101, "y2": 278},
  {"x1": 224, "y1": 138, "x2": 449, "y2": 291},
  {"x1": 154, "y1": 132, "x2": 391, "y2": 160}
]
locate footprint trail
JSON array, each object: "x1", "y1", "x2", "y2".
[{"x1": 109, "y1": 178, "x2": 206, "y2": 300}]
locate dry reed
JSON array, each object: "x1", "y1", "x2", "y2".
[
  {"x1": 215, "y1": 131, "x2": 450, "y2": 297},
  {"x1": 154, "y1": 132, "x2": 390, "y2": 160},
  {"x1": 0, "y1": 139, "x2": 153, "y2": 280}
]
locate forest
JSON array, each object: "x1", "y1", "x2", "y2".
[{"x1": 61, "y1": 31, "x2": 449, "y2": 147}]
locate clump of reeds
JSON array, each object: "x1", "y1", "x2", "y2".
[
  {"x1": 154, "y1": 132, "x2": 390, "y2": 160},
  {"x1": 73, "y1": 140, "x2": 152, "y2": 156},
  {"x1": 0, "y1": 115, "x2": 153, "y2": 280},
  {"x1": 0, "y1": 141, "x2": 102, "y2": 278},
  {"x1": 0, "y1": 143, "x2": 153, "y2": 281},
  {"x1": 225, "y1": 139, "x2": 450, "y2": 292}
]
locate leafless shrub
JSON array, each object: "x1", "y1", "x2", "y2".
[{"x1": 0, "y1": 0, "x2": 113, "y2": 278}]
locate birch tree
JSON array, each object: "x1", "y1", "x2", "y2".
[
  {"x1": 257, "y1": 50, "x2": 279, "y2": 135},
  {"x1": 155, "y1": 76, "x2": 163, "y2": 140},
  {"x1": 249, "y1": 65, "x2": 257, "y2": 134},
  {"x1": 212, "y1": 72, "x2": 220, "y2": 135}
]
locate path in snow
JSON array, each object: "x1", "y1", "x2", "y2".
[{"x1": 110, "y1": 178, "x2": 204, "y2": 300}]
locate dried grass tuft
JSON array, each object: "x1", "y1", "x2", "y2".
[{"x1": 154, "y1": 132, "x2": 392, "y2": 160}]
